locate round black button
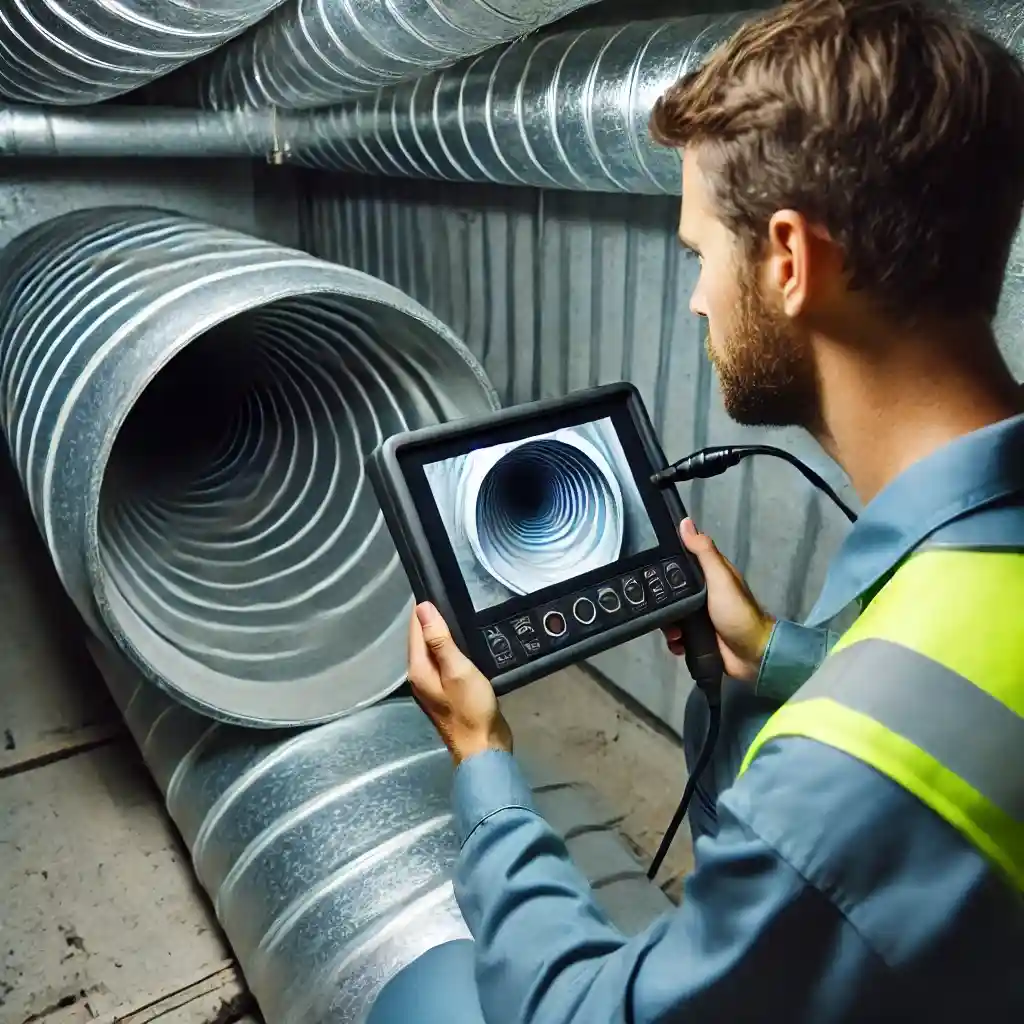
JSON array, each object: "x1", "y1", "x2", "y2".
[
  {"x1": 572, "y1": 597, "x2": 597, "y2": 625},
  {"x1": 623, "y1": 577, "x2": 645, "y2": 605},
  {"x1": 542, "y1": 610, "x2": 567, "y2": 637},
  {"x1": 597, "y1": 587, "x2": 621, "y2": 613},
  {"x1": 666, "y1": 565, "x2": 686, "y2": 589}
]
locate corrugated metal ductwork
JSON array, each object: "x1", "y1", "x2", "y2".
[
  {"x1": 88, "y1": 636, "x2": 672, "y2": 1024},
  {"x1": 288, "y1": 13, "x2": 749, "y2": 193},
  {"x1": 0, "y1": 12, "x2": 748, "y2": 190},
  {"x1": 0, "y1": 207, "x2": 497, "y2": 727},
  {"x1": 0, "y1": 0, "x2": 285, "y2": 106},
  {"x1": 190, "y1": 0, "x2": 601, "y2": 113},
  {"x1": 1, "y1": 6, "x2": 1021, "y2": 191}
]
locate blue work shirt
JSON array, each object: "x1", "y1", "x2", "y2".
[{"x1": 451, "y1": 413, "x2": 1024, "y2": 1023}]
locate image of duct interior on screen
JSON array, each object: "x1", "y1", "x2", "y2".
[{"x1": 423, "y1": 418, "x2": 659, "y2": 612}]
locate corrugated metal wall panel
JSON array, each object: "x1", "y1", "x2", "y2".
[{"x1": 298, "y1": 175, "x2": 863, "y2": 733}]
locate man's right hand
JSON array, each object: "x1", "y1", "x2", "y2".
[{"x1": 663, "y1": 518, "x2": 776, "y2": 683}]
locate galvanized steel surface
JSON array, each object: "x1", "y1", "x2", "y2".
[
  {"x1": 0, "y1": 0, "x2": 285, "y2": 106},
  {"x1": 194, "y1": 0, "x2": 601, "y2": 112},
  {"x1": 0, "y1": 206, "x2": 498, "y2": 727},
  {"x1": 282, "y1": 14, "x2": 749, "y2": 193},
  {"x1": 287, "y1": 0, "x2": 1024, "y2": 193},
  {"x1": 89, "y1": 636, "x2": 672, "y2": 1024}
]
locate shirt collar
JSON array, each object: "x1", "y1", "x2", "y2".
[{"x1": 806, "y1": 412, "x2": 1024, "y2": 627}]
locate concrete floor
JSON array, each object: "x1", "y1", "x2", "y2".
[{"x1": 0, "y1": 441, "x2": 694, "y2": 1023}]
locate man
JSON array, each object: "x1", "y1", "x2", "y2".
[{"x1": 406, "y1": 0, "x2": 1024, "y2": 1019}]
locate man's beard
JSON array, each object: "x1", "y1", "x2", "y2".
[{"x1": 706, "y1": 271, "x2": 821, "y2": 430}]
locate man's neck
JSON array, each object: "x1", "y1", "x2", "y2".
[{"x1": 812, "y1": 321, "x2": 1022, "y2": 505}]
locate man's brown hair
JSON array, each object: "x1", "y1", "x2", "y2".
[{"x1": 650, "y1": 0, "x2": 1024, "y2": 321}]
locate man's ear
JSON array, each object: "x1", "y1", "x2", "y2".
[
  {"x1": 766, "y1": 210, "x2": 843, "y2": 317},
  {"x1": 765, "y1": 210, "x2": 810, "y2": 317}
]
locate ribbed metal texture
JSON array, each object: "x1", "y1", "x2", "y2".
[
  {"x1": 89, "y1": 636, "x2": 672, "y2": 1024},
  {"x1": 307, "y1": 174, "x2": 1024, "y2": 732},
  {"x1": 0, "y1": 206, "x2": 497, "y2": 728},
  {"x1": 0, "y1": 0, "x2": 285, "y2": 106},
  {"x1": 193, "y1": 0, "x2": 600, "y2": 112},
  {"x1": 280, "y1": 13, "x2": 750, "y2": 193}
]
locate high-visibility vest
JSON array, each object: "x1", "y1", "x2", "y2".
[{"x1": 738, "y1": 545, "x2": 1024, "y2": 893}]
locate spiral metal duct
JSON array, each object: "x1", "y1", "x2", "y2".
[
  {"x1": 88, "y1": 636, "x2": 673, "y2": 1024},
  {"x1": 0, "y1": 207, "x2": 497, "y2": 727},
  {"x1": 0, "y1": 0, "x2": 286, "y2": 106},
  {"x1": 191, "y1": 0, "x2": 601, "y2": 112},
  {"x1": 284, "y1": 13, "x2": 751, "y2": 194},
  {"x1": 424, "y1": 421, "x2": 657, "y2": 610},
  {"x1": 467, "y1": 433, "x2": 623, "y2": 595}
]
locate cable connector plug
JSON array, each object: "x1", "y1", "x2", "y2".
[{"x1": 651, "y1": 447, "x2": 743, "y2": 487}]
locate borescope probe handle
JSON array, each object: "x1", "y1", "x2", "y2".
[{"x1": 677, "y1": 605, "x2": 724, "y2": 706}]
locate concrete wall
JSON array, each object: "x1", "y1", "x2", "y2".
[{"x1": 296, "y1": 172, "x2": 1024, "y2": 737}]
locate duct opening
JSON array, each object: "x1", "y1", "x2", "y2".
[
  {"x1": 94, "y1": 292, "x2": 471, "y2": 726},
  {"x1": 470, "y1": 437, "x2": 623, "y2": 596}
]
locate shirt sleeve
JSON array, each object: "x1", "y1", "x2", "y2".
[
  {"x1": 755, "y1": 619, "x2": 840, "y2": 702},
  {"x1": 451, "y1": 749, "x2": 887, "y2": 1024}
]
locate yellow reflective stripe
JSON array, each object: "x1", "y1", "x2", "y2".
[
  {"x1": 831, "y1": 549, "x2": 1024, "y2": 715},
  {"x1": 738, "y1": 697, "x2": 1024, "y2": 892}
]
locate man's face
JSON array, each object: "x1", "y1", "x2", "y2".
[{"x1": 679, "y1": 148, "x2": 820, "y2": 429}]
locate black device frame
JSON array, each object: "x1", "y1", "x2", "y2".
[{"x1": 366, "y1": 381, "x2": 708, "y2": 694}]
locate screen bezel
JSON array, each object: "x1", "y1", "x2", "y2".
[{"x1": 398, "y1": 392, "x2": 683, "y2": 638}]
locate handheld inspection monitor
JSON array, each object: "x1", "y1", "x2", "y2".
[{"x1": 366, "y1": 382, "x2": 710, "y2": 694}]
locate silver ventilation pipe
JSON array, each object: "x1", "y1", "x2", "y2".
[
  {"x1": 288, "y1": 14, "x2": 749, "y2": 194},
  {"x1": 5, "y1": 5, "x2": 1020, "y2": 193},
  {"x1": 189, "y1": 0, "x2": 602, "y2": 113},
  {"x1": 87, "y1": 637, "x2": 671, "y2": 1024},
  {"x1": 0, "y1": 207, "x2": 497, "y2": 727},
  {"x1": 0, "y1": 0, "x2": 286, "y2": 106},
  {"x1": 0, "y1": 12, "x2": 749, "y2": 195}
]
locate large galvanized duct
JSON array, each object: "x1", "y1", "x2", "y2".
[
  {"x1": 3, "y1": 4, "x2": 1019, "y2": 186},
  {"x1": 0, "y1": 0, "x2": 285, "y2": 106},
  {"x1": 287, "y1": 13, "x2": 750, "y2": 193},
  {"x1": 188, "y1": 0, "x2": 602, "y2": 113},
  {"x1": 0, "y1": 12, "x2": 752, "y2": 193},
  {"x1": 0, "y1": 207, "x2": 498, "y2": 727},
  {"x1": 88, "y1": 636, "x2": 672, "y2": 1024}
]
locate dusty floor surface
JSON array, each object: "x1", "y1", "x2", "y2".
[{"x1": 505, "y1": 665, "x2": 695, "y2": 900}]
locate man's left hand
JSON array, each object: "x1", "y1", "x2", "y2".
[{"x1": 407, "y1": 601, "x2": 514, "y2": 765}]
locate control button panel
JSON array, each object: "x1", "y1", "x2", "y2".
[{"x1": 480, "y1": 557, "x2": 698, "y2": 672}]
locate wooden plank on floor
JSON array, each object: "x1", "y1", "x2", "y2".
[{"x1": 0, "y1": 744, "x2": 234, "y2": 1024}]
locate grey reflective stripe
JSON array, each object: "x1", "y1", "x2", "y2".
[{"x1": 792, "y1": 639, "x2": 1024, "y2": 821}]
